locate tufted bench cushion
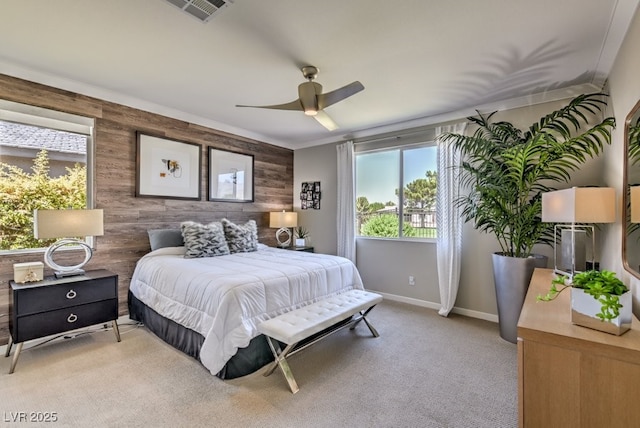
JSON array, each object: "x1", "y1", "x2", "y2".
[
  {"x1": 258, "y1": 289, "x2": 382, "y2": 393},
  {"x1": 258, "y1": 289, "x2": 383, "y2": 344}
]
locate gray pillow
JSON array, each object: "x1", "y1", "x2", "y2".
[
  {"x1": 181, "y1": 221, "x2": 230, "y2": 258},
  {"x1": 222, "y1": 219, "x2": 258, "y2": 253},
  {"x1": 148, "y1": 229, "x2": 184, "y2": 251}
]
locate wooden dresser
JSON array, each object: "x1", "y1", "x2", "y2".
[{"x1": 517, "y1": 268, "x2": 640, "y2": 427}]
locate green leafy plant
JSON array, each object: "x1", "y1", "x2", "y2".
[
  {"x1": 360, "y1": 214, "x2": 416, "y2": 238},
  {"x1": 627, "y1": 116, "x2": 640, "y2": 237},
  {"x1": 295, "y1": 226, "x2": 310, "y2": 239},
  {"x1": 537, "y1": 270, "x2": 629, "y2": 321},
  {"x1": 439, "y1": 93, "x2": 615, "y2": 258},
  {"x1": 0, "y1": 150, "x2": 86, "y2": 250}
]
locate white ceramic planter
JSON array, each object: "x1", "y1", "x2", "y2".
[
  {"x1": 295, "y1": 239, "x2": 306, "y2": 247},
  {"x1": 570, "y1": 288, "x2": 632, "y2": 335}
]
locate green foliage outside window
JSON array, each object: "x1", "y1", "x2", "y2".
[
  {"x1": 357, "y1": 170, "x2": 436, "y2": 239},
  {"x1": 0, "y1": 150, "x2": 86, "y2": 250},
  {"x1": 396, "y1": 170, "x2": 437, "y2": 210},
  {"x1": 360, "y1": 214, "x2": 416, "y2": 238}
]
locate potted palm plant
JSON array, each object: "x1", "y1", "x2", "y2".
[{"x1": 440, "y1": 93, "x2": 615, "y2": 343}]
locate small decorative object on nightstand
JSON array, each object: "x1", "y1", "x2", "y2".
[
  {"x1": 5, "y1": 269, "x2": 120, "y2": 374},
  {"x1": 294, "y1": 226, "x2": 310, "y2": 247},
  {"x1": 13, "y1": 262, "x2": 44, "y2": 283}
]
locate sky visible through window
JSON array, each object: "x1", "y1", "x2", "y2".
[{"x1": 356, "y1": 146, "x2": 437, "y2": 205}]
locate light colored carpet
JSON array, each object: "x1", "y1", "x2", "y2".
[{"x1": 0, "y1": 300, "x2": 517, "y2": 428}]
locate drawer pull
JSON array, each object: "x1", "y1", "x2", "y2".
[
  {"x1": 66, "y1": 290, "x2": 77, "y2": 299},
  {"x1": 67, "y1": 313, "x2": 78, "y2": 323}
]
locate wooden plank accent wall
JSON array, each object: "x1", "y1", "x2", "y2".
[{"x1": 0, "y1": 74, "x2": 294, "y2": 345}]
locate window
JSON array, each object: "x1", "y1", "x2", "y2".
[
  {"x1": 0, "y1": 100, "x2": 94, "y2": 253},
  {"x1": 356, "y1": 144, "x2": 437, "y2": 239}
]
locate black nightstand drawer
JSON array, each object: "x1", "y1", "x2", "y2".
[
  {"x1": 14, "y1": 299, "x2": 118, "y2": 343},
  {"x1": 7, "y1": 269, "x2": 121, "y2": 374},
  {"x1": 15, "y1": 276, "x2": 117, "y2": 315}
]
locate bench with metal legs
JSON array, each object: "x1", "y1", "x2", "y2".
[{"x1": 258, "y1": 289, "x2": 382, "y2": 393}]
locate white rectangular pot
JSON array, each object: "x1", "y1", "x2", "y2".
[{"x1": 570, "y1": 288, "x2": 632, "y2": 335}]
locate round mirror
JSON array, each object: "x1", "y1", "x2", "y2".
[{"x1": 623, "y1": 99, "x2": 640, "y2": 279}]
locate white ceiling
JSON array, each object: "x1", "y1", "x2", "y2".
[{"x1": 0, "y1": 0, "x2": 638, "y2": 150}]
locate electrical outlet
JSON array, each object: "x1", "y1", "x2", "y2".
[{"x1": 408, "y1": 275, "x2": 415, "y2": 286}]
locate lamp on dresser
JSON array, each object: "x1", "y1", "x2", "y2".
[
  {"x1": 269, "y1": 210, "x2": 298, "y2": 247},
  {"x1": 33, "y1": 209, "x2": 104, "y2": 278},
  {"x1": 541, "y1": 187, "x2": 615, "y2": 279}
]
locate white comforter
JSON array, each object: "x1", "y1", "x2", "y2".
[{"x1": 129, "y1": 245, "x2": 364, "y2": 375}]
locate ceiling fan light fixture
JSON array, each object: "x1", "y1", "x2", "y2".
[{"x1": 235, "y1": 65, "x2": 363, "y2": 131}]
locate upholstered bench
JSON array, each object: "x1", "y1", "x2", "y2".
[{"x1": 258, "y1": 289, "x2": 383, "y2": 393}]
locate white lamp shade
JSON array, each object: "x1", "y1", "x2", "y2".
[
  {"x1": 541, "y1": 187, "x2": 616, "y2": 223},
  {"x1": 34, "y1": 209, "x2": 104, "y2": 239},
  {"x1": 631, "y1": 186, "x2": 640, "y2": 223},
  {"x1": 269, "y1": 211, "x2": 298, "y2": 228}
]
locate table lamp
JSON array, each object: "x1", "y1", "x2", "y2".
[
  {"x1": 542, "y1": 187, "x2": 615, "y2": 278},
  {"x1": 269, "y1": 211, "x2": 297, "y2": 247},
  {"x1": 33, "y1": 209, "x2": 104, "y2": 278}
]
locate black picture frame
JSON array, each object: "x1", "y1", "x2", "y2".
[
  {"x1": 301, "y1": 181, "x2": 321, "y2": 210},
  {"x1": 136, "y1": 132, "x2": 202, "y2": 200}
]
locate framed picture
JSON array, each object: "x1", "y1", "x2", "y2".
[
  {"x1": 300, "y1": 181, "x2": 321, "y2": 210},
  {"x1": 136, "y1": 133, "x2": 202, "y2": 200},
  {"x1": 208, "y1": 148, "x2": 254, "y2": 202}
]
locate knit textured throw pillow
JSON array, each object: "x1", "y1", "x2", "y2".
[
  {"x1": 180, "y1": 221, "x2": 230, "y2": 258},
  {"x1": 222, "y1": 219, "x2": 258, "y2": 253}
]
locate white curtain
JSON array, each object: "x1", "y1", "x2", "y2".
[
  {"x1": 336, "y1": 141, "x2": 356, "y2": 262},
  {"x1": 436, "y1": 123, "x2": 467, "y2": 316}
]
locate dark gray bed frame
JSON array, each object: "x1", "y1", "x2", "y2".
[{"x1": 127, "y1": 290, "x2": 274, "y2": 379}]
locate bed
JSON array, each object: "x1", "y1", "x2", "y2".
[{"x1": 128, "y1": 222, "x2": 364, "y2": 379}]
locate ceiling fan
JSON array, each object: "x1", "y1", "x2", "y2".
[{"x1": 236, "y1": 66, "x2": 364, "y2": 131}]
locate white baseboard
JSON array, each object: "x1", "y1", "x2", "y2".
[
  {"x1": 373, "y1": 291, "x2": 499, "y2": 323},
  {"x1": 1, "y1": 314, "x2": 134, "y2": 356}
]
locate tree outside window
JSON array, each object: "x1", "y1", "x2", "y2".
[
  {"x1": 0, "y1": 120, "x2": 88, "y2": 251},
  {"x1": 356, "y1": 144, "x2": 437, "y2": 239}
]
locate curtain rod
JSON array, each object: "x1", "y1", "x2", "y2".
[
  {"x1": 352, "y1": 127, "x2": 435, "y2": 145},
  {"x1": 351, "y1": 117, "x2": 463, "y2": 145}
]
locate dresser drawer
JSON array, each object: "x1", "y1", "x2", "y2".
[
  {"x1": 14, "y1": 276, "x2": 117, "y2": 315},
  {"x1": 14, "y1": 299, "x2": 118, "y2": 343}
]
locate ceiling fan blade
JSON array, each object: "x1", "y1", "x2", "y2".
[
  {"x1": 317, "y1": 81, "x2": 364, "y2": 110},
  {"x1": 298, "y1": 81, "x2": 322, "y2": 114},
  {"x1": 236, "y1": 99, "x2": 303, "y2": 111},
  {"x1": 313, "y1": 110, "x2": 339, "y2": 131}
]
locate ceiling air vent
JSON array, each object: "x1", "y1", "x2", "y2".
[{"x1": 164, "y1": 0, "x2": 234, "y2": 23}]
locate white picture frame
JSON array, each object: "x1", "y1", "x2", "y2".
[
  {"x1": 136, "y1": 133, "x2": 201, "y2": 200},
  {"x1": 208, "y1": 147, "x2": 254, "y2": 202}
]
